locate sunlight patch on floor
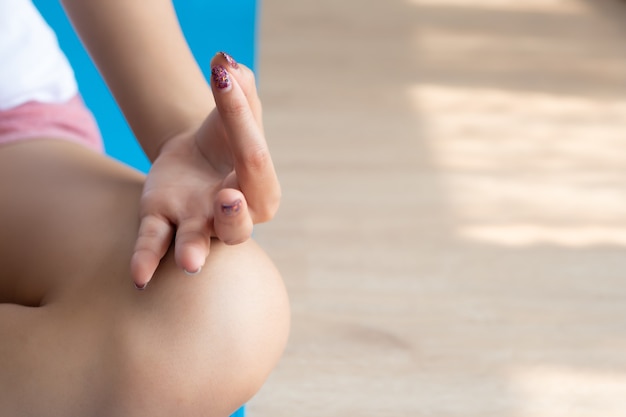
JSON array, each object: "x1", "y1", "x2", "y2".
[
  {"x1": 460, "y1": 224, "x2": 626, "y2": 247},
  {"x1": 408, "y1": 83, "x2": 626, "y2": 246},
  {"x1": 509, "y1": 366, "x2": 626, "y2": 417},
  {"x1": 409, "y1": 84, "x2": 626, "y2": 172},
  {"x1": 407, "y1": 0, "x2": 589, "y2": 14}
]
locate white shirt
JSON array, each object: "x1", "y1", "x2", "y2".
[{"x1": 0, "y1": 0, "x2": 77, "y2": 110}]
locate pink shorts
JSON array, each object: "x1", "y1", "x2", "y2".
[{"x1": 0, "y1": 95, "x2": 104, "y2": 154}]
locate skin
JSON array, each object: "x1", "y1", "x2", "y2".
[
  {"x1": 61, "y1": 0, "x2": 281, "y2": 288},
  {"x1": 0, "y1": 139, "x2": 290, "y2": 417},
  {"x1": 0, "y1": 3, "x2": 288, "y2": 414}
]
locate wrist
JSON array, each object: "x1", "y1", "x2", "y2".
[{"x1": 141, "y1": 97, "x2": 215, "y2": 162}]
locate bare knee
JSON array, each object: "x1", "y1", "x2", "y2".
[{"x1": 106, "y1": 239, "x2": 290, "y2": 416}]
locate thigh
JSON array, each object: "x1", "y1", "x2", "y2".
[
  {"x1": 0, "y1": 302, "x2": 111, "y2": 416},
  {"x1": 0, "y1": 139, "x2": 143, "y2": 305},
  {"x1": 0, "y1": 139, "x2": 141, "y2": 415},
  {"x1": 0, "y1": 140, "x2": 290, "y2": 417}
]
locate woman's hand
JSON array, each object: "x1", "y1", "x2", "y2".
[
  {"x1": 60, "y1": 2, "x2": 278, "y2": 289},
  {"x1": 130, "y1": 54, "x2": 280, "y2": 289}
]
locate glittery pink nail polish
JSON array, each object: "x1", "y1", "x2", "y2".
[
  {"x1": 222, "y1": 199, "x2": 242, "y2": 216},
  {"x1": 212, "y1": 65, "x2": 231, "y2": 90},
  {"x1": 218, "y1": 51, "x2": 239, "y2": 69}
]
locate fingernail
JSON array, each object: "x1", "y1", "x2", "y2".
[
  {"x1": 218, "y1": 51, "x2": 239, "y2": 69},
  {"x1": 184, "y1": 266, "x2": 202, "y2": 276},
  {"x1": 211, "y1": 65, "x2": 231, "y2": 90},
  {"x1": 221, "y1": 199, "x2": 242, "y2": 216},
  {"x1": 134, "y1": 282, "x2": 148, "y2": 291}
]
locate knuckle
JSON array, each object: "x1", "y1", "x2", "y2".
[
  {"x1": 242, "y1": 146, "x2": 271, "y2": 172},
  {"x1": 139, "y1": 189, "x2": 166, "y2": 208},
  {"x1": 138, "y1": 216, "x2": 171, "y2": 240},
  {"x1": 137, "y1": 228, "x2": 162, "y2": 242},
  {"x1": 132, "y1": 241, "x2": 164, "y2": 261},
  {"x1": 178, "y1": 216, "x2": 208, "y2": 231},
  {"x1": 175, "y1": 225, "x2": 210, "y2": 245},
  {"x1": 220, "y1": 100, "x2": 249, "y2": 119}
]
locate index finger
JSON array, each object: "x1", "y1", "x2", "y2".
[{"x1": 210, "y1": 64, "x2": 280, "y2": 223}]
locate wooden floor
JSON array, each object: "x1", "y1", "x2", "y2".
[{"x1": 250, "y1": 0, "x2": 626, "y2": 415}]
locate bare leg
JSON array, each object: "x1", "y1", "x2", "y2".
[{"x1": 0, "y1": 140, "x2": 290, "y2": 417}]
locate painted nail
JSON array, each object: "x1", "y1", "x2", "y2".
[
  {"x1": 184, "y1": 266, "x2": 202, "y2": 276},
  {"x1": 218, "y1": 51, "x2": 239, "y2": 69},
  {"x1": 211, "y1": 65, "x2": 231, "y2": 90},
  {"x1": 221, "y1": 199, "x2": 242, "y2": 216},
  {"x1": 134, "y1": 282, "x2": 148, "y2": 291}
]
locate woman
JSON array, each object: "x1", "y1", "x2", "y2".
[{"x1": 0, "y1": 0, "x2": 290, "y2": 415}]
